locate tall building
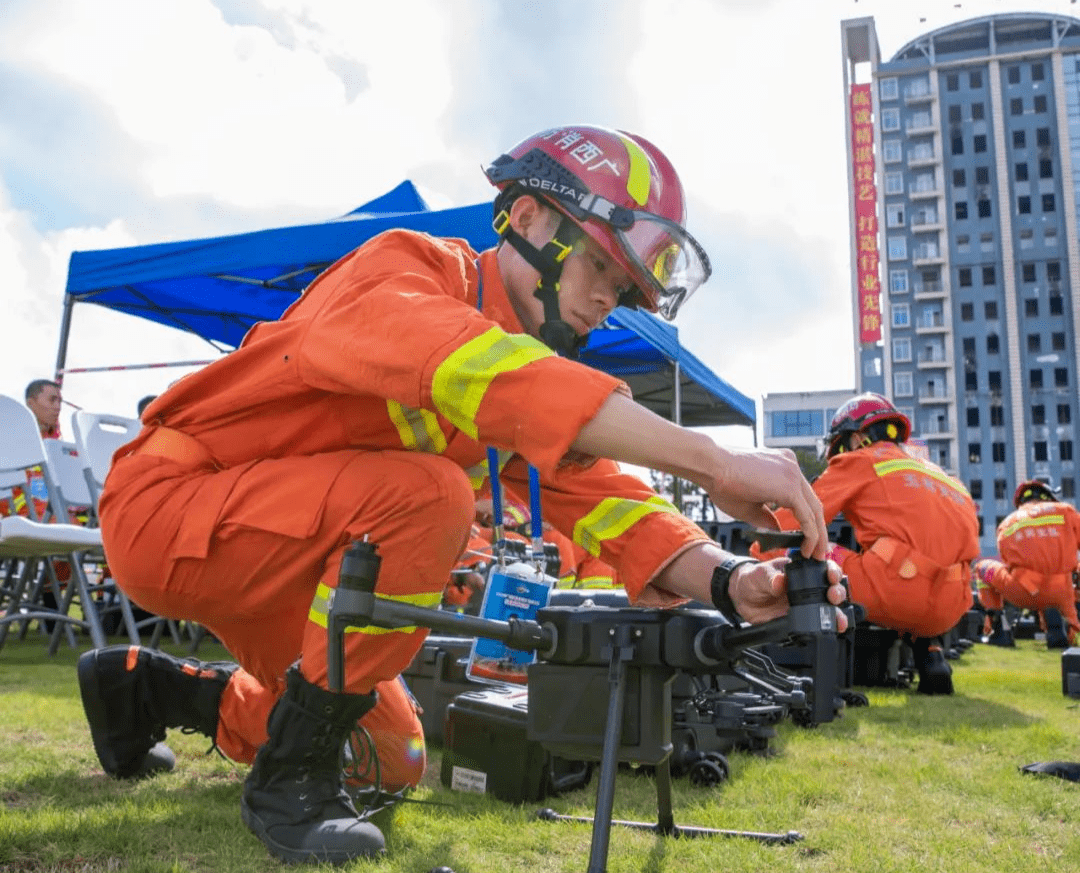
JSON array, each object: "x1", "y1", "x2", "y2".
[{"x1": 842, "y1": 13, "x2": 1080, "y2": 554}]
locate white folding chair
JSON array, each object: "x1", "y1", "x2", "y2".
[
  {"x1": 0, "y1": 395, "x2": 113, "y2": 652},
  {"x1": 71, "y1": 410, "x2": 186, "y2": 648}
]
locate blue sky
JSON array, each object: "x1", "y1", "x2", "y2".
[{"x1": 1, "y1": 0, "x2": 1073, "y2": 443}]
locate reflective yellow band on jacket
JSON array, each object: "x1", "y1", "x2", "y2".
[
  {"x1": 463, "y1": 449, "x2": 515, "y2": 491},
  {"x1": 872, "y1": 458, "x2": 970, "y2": 496},
  {"x1": 574, "y1": 576, "x2": 618, "y2": 588},
  {"x1": 307, "y1": 583, "x2": 442, "y2": 635},
  {"x1": 1000, "y1": 514, "x2": 1064, "y2": 539},
  {"x1": 386, "y1": 400, "x2": 447, "y2": 454},
  {"x1": 573, "y1": 495, "x2": 679, "y2": 557},
  {"x1": 431, "y1": 327, "x2": 553, "y2": 439}
]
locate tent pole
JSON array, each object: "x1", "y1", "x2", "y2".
[
  {"x1": 671, "y1": 361, "x2": 683, "y2": 514},
  {"x1": 53, "y1": 295, "x2": 76, "y2": 386}
]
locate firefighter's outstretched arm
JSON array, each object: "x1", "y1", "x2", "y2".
[{"x1": 571, "y1": 391, "x2": 828, "y2": 559}]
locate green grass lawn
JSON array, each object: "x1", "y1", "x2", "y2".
[{"x1": 1, "y1": 633, "x2": 1078, "y2": 873}]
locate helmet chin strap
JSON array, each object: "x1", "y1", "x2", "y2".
[{"x1": 495, "y1": 207, "x2": 588, "y2": 359}]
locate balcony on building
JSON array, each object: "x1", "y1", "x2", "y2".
[
  {"x1": 909, "y1": 181, "x2": 942, "y2": 200},
  {"x1": 915, "y1": 310, "x2": 947, "y2": 332},
  {"x1": 918, "y1": 384, "x2": 951, "y2": 403},
  {"x1": 912, "y1": 243, "x2": 945, "y2": 266},
  {"x1": 910, "y1": 208, "x2": 944, "y2": 231},
  {"x1": 917, "y1": 346, "x2": 950, "y2": 368},
  {"x1": 905, "y1": 112, "x2": 936, "y2": 136},
  {"x1": 907, "y1": 147, "x2": 939, "y2": 169},
  {"x1": 913, "y1": 278, "x2": 948, "y2": 299},
  {"x1": 903, "y1": 84, "x2": 935, "y2": 105}
]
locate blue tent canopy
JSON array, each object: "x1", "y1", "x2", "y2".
[{"x1": 60, "y1": 181, "x2": 754, "y2": 428}]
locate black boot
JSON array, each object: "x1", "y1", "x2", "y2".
[
  {"x1": 78, "y1": 645, "x2": 238, "y2": 779},
  {"x1": 912, "y1": 637, "x2": 954, "y2": 695},
  {"x1": 240, "y1": 668, "x2": 386, "y2": 864},
  {"x1": 1043, "y1": 609, "x2": 1070, "y2": 649},
  {"x1": 986, "y1": 611, "x2": 1016, "y2": 647}
]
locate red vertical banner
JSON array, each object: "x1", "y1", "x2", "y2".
[{"x1": 850, "y1": 83, "x2": 881, "y2": 344}]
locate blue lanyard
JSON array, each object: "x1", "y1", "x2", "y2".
[{"x1": 476, "y1": 260, "x2": 546, "y2": 569}]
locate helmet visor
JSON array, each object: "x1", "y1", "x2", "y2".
[{"x1": 615, "y1": 212, "x2": 711, "y2": 320}]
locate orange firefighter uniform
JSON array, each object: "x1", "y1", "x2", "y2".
[
  {"x1": 974, "y1": 501, "x2": 1080, "y2": 646},
  {"x1": 99, "y1": 230, "x2": 708, "y2": 786},
  {"x1": 752, "y1": 442, "x2": 979, "y2": 638}
]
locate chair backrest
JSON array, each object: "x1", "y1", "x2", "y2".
[
  {"x1": 42, "y1": 440, "x2": 94, "y2": 516},
  {"x1": 0, "y1": 394, "x2": 62, "y2": 521},
  {"x1": 71, "y1": 411, "x2": 142, "y2": 498}
]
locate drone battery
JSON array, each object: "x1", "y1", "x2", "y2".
[
  {"x1": 400, "y1": 635, "x2": 476, "y2": 744},
  {"x1": 1062, "y1": 647, "x2": 1080, "y2": 699},
  {"x1": 440, "y1": 685, "x2": 590, "y2": 803}
]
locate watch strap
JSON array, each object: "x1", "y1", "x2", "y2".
[{"x1": 710, "y1": 556, "x2": 758, "y2": 618}]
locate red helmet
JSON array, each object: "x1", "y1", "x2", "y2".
[
  {"x1": 1013, "y1": 479, "x2": 1057, "y2": 508},
  {"x1": 825, "y1": 392, "x2": 911, "y2": 459},
  {"x1": 484, "y1": 124, "x2": 710, "y2": 320}
]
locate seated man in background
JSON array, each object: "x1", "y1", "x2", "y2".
[
  {"x1": 974, "y1": 480, "x2": 1080, "y2": 650},
  {"x1": 752, "y1": 392, "x2": 979, "y2": 695}
]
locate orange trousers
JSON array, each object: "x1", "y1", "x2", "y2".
[
  {"x1": 975, "y1": 560, "x2": 1080, "y2": 646},
  {"x1": 105, "y1": 450, "x2": 476, "y2": 790},
  {"x1": 832, "y1": 543, "x2": 972, "y2": 638}
]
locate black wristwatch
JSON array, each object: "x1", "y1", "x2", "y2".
[{"x1": 710, "y1": 556, "x2": 758, "y2": 619}]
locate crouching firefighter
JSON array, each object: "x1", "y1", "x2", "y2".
[{"x1": 79, "y1": 124, "x2": 850, "y2": 864}]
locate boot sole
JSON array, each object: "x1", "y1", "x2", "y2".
[{"x1": 240, "y1": 798, "x2": 385, "y2": 865}]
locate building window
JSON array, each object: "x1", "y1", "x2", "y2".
[
  {"x1": 992, "y1": 443, "x2": 1007, "y2": 463},
  {"x1": 894, "y1": 371, "x2": 913, "y2": 397},
  {"x1": 887, "y1": 203, "x2": 906, "y2": 227},
  {"x1": 888, "y1": 237, "x2": 907, "y2": 259},
  {"x1": 994, "y1": 477, "x2": 1008, "y2": 498},
  {"x1": 1051, "y1": 296, "x2": 1064, "y2": 315},
  {"x1": 770, "y1": 410, "x2": 824, "y2": 437},
  {"x1": 1037, "y1": 127, "x2": 1051, "y2": 147},
  {"x1": 987, "y1": 334, "x2": 1000, "y2": 354},
  {"x1": 1010, "y1": 97, "x2": 1024, "y2": 116},
  {"x1": 970, "y1": 71, "x2": 983, "y2": 88},
  {"x1": 953, "y1": 169, "x2": 966, "y2": 186},
  {"x1": 1034, "y1": 441, "x2": 1048, "y2": 462},
  {"x1": 1018, "y1": 195, "x2": 1032, "y2": 214},
  {"x1": 985, "y1": 301, "x2": 998, "y2": 319},
  {"x1": 1034, "y1": 94, "x2": 1047, "y2": 113},
  {"x1": 972, "y1": 102, "x2": 985, "y2": 120},
  {"x1": 963, "y1": 336, "x2": 976, "y2": 355},
  {"x1": 966, "y1": 371, "x2": 978, "y2": 390},
  {"x1": 1040, "y1": 159, "x2": 1054, "y2": 178},
  {"x1": 949, "y1": 104, "x2": 962, "y2": 123},
  {"x1": 879, "y1": 77, "x2": 899, "y2": 100},
  {"x1": 959, "y1": 267, "x2": 972, "y2": 287},
  {"x1": 975, "y1": 166, "x2": 989, "y2": 184},
  {"x1": 988, "y1": 370, "x2": 1002, "y2": 392},
  {"x1": 1008, "y1": 65, "x2": 1021, "y2": 84},
  {"x1": 1059, "y1": 404, "x2": 1072, "y2": 424},
  {"x1": 946, "y1": 73, "x2": 959, "y2": 91},
  {"x1": 892, "y1": 303, "x2": 910, "y2": 327},
  {"x1": 970, "y1": 479, "x2": 983, "y2": 499},
  {"x1": 1055, "y1": 368, "x2": 1069, "y2": 387},
  {"x1": 1013, "y1": 130, "x2": 1026, "y2": 148},
  {"x1": 961, "y1": 302, "x2": 974, "y2": 321},
  {"x1": 1063, "y1": 478, "x2": 1075, "y2": 499},
  {"x1": 1022, "y1": 263, "x2": 1036, "y2": 282},
  {"x1": 1031, "y1": 369, "x2": 1044, "y2": 389},
  {"x1": 1015, "y1": 162, "x2": 1029, "y2": 181},
  {"x1": 967, "y1": 407, "x2": 980, "y2": 427},
  {"x1": 891, "y1": 270, "x2": 909, "y2": 293},
  {"x1": 885, "y1": 172, "x2": 904, "y2": 194},
  {"x1": 1032, "y1": 404, "x2": 1046, "y2": 425},
  {"x1": 969, "y1": 443, "x2": 982, "y2": 463},
  {"x1": 952, "y1": 135, "x2": 964, "y2": 156},
  {"x1": 1028, "y1": 334, "x2": 1042, "y2": 353},
  {"x1": 1026, "y1": 299, "x2": 1039, "y2": 317},
  {"x1": 1062, "y1": 440, "x2": 1074, "y2": 462},
  {"x1": 1043, "y1": 194, "x2": 1056, "y2": 212},
  {"x1": 973, "y1": 134, "x2": 987, "y2": 153},
  {"x1": 1047, "y1": 261, "x2": 1061, "y2": 282},
  {"x1": 1053, "y1": 332, "x2": 1066, "y2": 351},
  {"x1": 883, "y1": 139, "x2": 902, "y2": 163},
  {"x1": 1045, "y1": 227, "x2": 1058, "y2": 246},
  {"x1": 991, "y1": 405, "x2": 1004, "y2": 426},
  {"x1": 978, "y1": 199, "x2": 992, "y2": 218},
  {"x1": 982, "y1": 266, "x2": 996, "y2": 285},
  {"x1": 881, "y1": 107, "x2": 900, "y2": 131},
  {"x1": 893, "y1": 336, "x2": 912, "y2": 362},
  {"x1": 1032, "y1": 62, "x2": 1045, "y2": 81},
  {"x1": 955, "y1": 201, "x2": 968, "y2": 220},
  {"x1": 957, "y1": 234, "x2": 971, "y2": 253}
]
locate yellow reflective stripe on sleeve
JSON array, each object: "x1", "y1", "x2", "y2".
[
  {"x1": 575, "y1": 576, "x2": 618, "y2": 588},
  {"x1": 619, "y1": 135, "x2": 651, "y2": 206},
  {"x1": 307, "y1": 583, "x2": 443, "y2": 635},
  {"x1": 462, "y1": 449, "x2": 515, "y2": 491},
  {"x1": 431, "y1": 327, "x2": 554, "y2": 440},
  {"x1": 573, "y1": 495, "x2": 679, "y2": 557},
  {"x1": 386, "y1": 400, "x2": 448, "y2": 454},
  {"x1": 873, "y1": 458, "x2": 971, "y2": 496},
  {"x1": 1000, "y1": 514, "x2": 1065, "y2": 539}
]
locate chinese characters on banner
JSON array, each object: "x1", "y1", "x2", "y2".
[{"x1": 850, "y1": 83, "x2": 882, "y2": 344}]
